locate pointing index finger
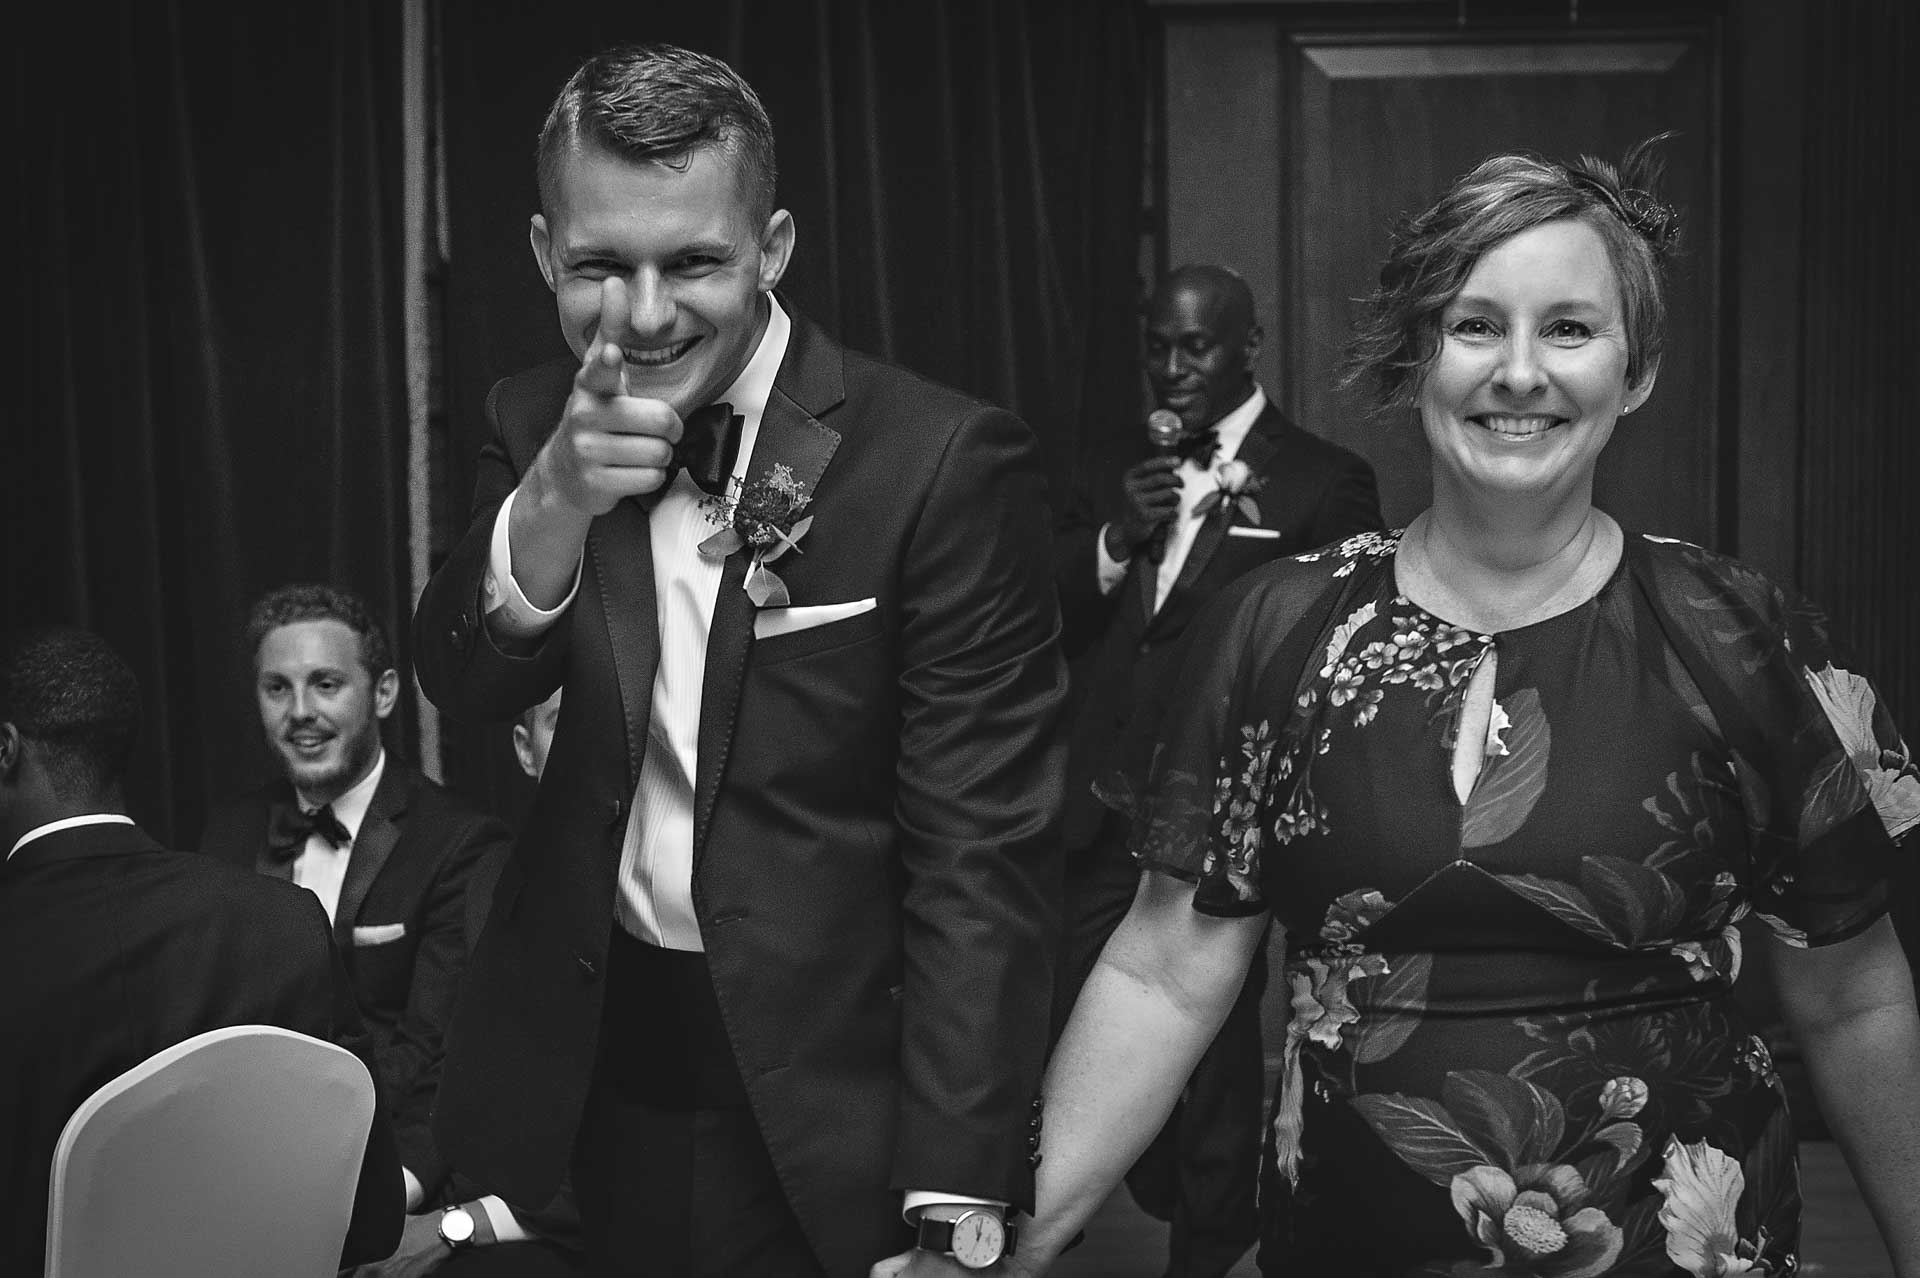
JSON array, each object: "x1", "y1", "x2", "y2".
[{"x1": 576, "y1": 276, "x2": 633, "y2": 398}]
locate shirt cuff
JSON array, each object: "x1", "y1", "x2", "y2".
[
  {"x1": 901, "y1": 1191, "x2": 1011, "y2": 1223},
  {"x1": 1095, "y1": 523, "x2": 1130, "y2": 596},
  {"x1": 475, "y1": 1195, "x2": 530, "y2": 1244},
  {"x1": 485, "y1": 487, "x2": 582, "y2": 638},
  {"x1": 402, "y1": 1166, "x2": 424, "y2": 1213}
]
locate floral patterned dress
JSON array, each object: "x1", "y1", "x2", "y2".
[{"x1": 1105, "y1": 531, "x2": 1917, "y2": 1277}]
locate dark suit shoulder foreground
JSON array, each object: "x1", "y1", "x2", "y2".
[{"x1": 0, "y1": 823, "x2": 403, "y2": 1272}]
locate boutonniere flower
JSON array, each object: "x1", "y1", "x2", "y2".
[
  {"x1": 698, "y1": 462, "x2": 815, "y2": 607},
  {"x1": 1194, "y1": 458, "x2": 1265, "y2": 524}
]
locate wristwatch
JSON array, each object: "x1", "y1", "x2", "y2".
[
  {"x1": 915, "y1": 1207, "x2": 1015, "y2": 1269},
  {"x1": 438, "y1": 1203, "x2": 477, "y2": 1249}
]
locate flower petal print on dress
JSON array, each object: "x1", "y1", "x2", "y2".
[
  {"x1": 1652, "y1": 1137, "x2": 1773, "y2": 1276},
  {"x1": 1803, "y1": 663, "x2": 1920, "y2": 838}
]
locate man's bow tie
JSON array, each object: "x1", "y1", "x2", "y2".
[
  {"x1": 672, "y1": 402, "x2": 745, "y2": 498},
  {"x1": 267, "y1": 800, "x2": 351, "y2": 863},
  {"x1": 1173, "y1": 426, "x2": 1220, "y2": 467}
]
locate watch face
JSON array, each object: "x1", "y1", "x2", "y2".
[
  {"x1": 950, "y1": 1211, "x2": 1006, "y2": 1268},
  {"x1": 439, "y1": 1206, "x2": 476, "y2": 1245}
]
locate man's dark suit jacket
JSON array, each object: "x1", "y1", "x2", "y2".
[
  {"x1": 413, "y1": 301, "x2": 1066, "y2": 1278},
  {"x1": 0, "y1": 823, "x2": 403, "y2": 1273},
  {"x1": 200, "y1": 762, "x2": 504, "y2": 1191},
  {"x1": 1054, "y1": 401, "x2": 1382, "y2": 851}
]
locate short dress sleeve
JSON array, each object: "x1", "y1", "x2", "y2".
[
  {"x1": 1094, "y1": 538, "x2": 1390, "y2": 917},
  {"x1": 1634, "y1": 536, "x2": 1918, "y2": 946}
]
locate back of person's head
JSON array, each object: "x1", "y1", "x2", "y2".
[
  {"x1": 536, "y1": 42, "x2": 779, "y2": 225},
  {"x1": 1345, "y1": 133, "x2": 1680, "y2": 416},
  {"x1": 243, "y1": 584, "x2": 394, "y2": 679},
  {"x1": 0, "y1": 627, "x2": 141, "y2": 801}
]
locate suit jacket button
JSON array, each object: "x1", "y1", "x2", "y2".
[
  {"x1": 608, "y1": 797, "x2": 625, "y2": 827},
  {"x1": 1028, "y1": 1152, "x2": 1043, "y2": 1169}
]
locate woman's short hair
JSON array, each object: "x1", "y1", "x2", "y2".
[{"x1": 1344, "y1": 134, "x2": 1680, "y2": 416}]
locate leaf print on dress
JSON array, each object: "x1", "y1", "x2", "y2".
[{"x1": 1462, "y1": 688, "x2": 1550, "y2": 848}]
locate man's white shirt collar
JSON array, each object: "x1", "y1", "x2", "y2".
[
  {"x1": 1204, "y1": 385, "x2": 1267, "y2": 469},
  {"x1": 709, "y1": 296, "x2": 791, "y2": 486},
  {"x1": 7, "y1": 813, "x2": 136, "y2": 861},
  {"x1": 296, "y1": 748, "x2": 386, "y2": 844}
]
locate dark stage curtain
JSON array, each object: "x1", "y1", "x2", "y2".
[
  {"x1": 7, "y1": 1, "x2": 412, "y2": 844},
  {"x1": 1795, "y1": 1, "x2": 1920, "y2": 962},
  {"x1": 436, "y1": 1, "x2": 1149, "y2": 813}
]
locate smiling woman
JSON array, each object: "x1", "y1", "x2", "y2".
[{"x1": 1002, "y1": 137, "x2": 1920, "y2": 1278}]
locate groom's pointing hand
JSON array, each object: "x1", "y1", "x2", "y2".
[{"x1": 537, "y1": 275, "x2": 685, "y2": 519}]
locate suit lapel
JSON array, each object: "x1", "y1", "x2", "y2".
[
  {"x1": 334, "y1": 763, "x2": 406, "y2": 941},
  {"x1": 587, "y1": 497, "x2": 660, "y2": 792},
  {"x1": 1156, "y1": 417, "x2": 1282, "y2": 630},
  {"x1": 691, "y1": 375, "x2": 842, "y2": 865}
]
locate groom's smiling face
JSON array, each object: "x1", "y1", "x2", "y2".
[{"x1": 530, "y1": 141, "x2": 794, "y2": 417}]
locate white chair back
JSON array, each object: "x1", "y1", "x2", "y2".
[{"x1": 45, "y1": 1024, "x2": 376, "y2": 1278}]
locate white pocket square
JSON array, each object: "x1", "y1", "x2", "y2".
[
  {"x1": 753, "y1": 597, "x2": 879, "y2": 640},
  {"x1": 1226, "y1": 526, "x2": 1281, "y2": 540},
  {"x1": 351, "y1": 922, "x2": 408, "y2": 947}
]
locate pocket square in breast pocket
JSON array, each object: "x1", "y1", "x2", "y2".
[
  {"x1": 351, "y1": 922, "x2": 408, "y2": 947},
  {"x1": 752, "y1": 597, "x2": 878, "y2": 640},
  {"x1": 1226, "y1": 526, "x2": 1281, "y2": 540}
]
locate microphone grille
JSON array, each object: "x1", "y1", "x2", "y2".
[{"x1": 1146, "y1": 409, "x2": 1184, "y2": 449}]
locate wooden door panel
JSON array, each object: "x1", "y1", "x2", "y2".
[{"x1": 1284, "y1": 31, "x2": 1720, "y2": 539}]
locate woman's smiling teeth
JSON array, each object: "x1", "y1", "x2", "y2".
[
  {"x1": 1471, "y1": 413, "x2": 1563, "y2": 440},
  {"x1": 624, "y1": 336, "x2": 698, "y2": 367}
]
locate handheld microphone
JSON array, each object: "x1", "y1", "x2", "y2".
[
  {"x1": 1146, "y1": 408, "x2": 1184, "y2": 456},
  {"x1": 1142, "y1": 408, "x2": 1184, "y2": 562}
]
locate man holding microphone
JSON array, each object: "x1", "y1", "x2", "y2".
[{"x1": 1049, "y1": 263, "x2": 1380, "y2": 1278}]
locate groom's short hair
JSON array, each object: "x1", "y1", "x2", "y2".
[{"x1": 536, "y1": 43, "x2": 779, "y2": 226}]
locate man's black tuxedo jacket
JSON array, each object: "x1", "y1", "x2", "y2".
[
  {"x1": 1054, "y1": 402, "x2": 1382, "y2": 850},
  {"x1": 413, "y1": 303, "x2": 1067, "y2": 1277},
  {"x1": 0, "y1": 823, "x2": 402, "y2": 1273},
  {"x1": 199, "y1": 763, "x2": 503, "y2": 1189}
]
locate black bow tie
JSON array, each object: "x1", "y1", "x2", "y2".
[
  {"x1": 1174, "y1": 426, "x2": 1220, "y2": 467},
  {"x1": 673, "y1": 402, "x2": 745, "y2": 497},
  {"x1": 267, "y1": 800, "x2": 351, "y2": 863}
]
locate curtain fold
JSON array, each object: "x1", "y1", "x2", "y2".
[{"x1": 9, "y1": 0, "x2": 411, "y2": 843}]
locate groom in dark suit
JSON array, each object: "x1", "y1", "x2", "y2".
[
  {"x1": 1051, "y1": 265, "x2": 1381, "y2": 1277},
  {"x1": 200, "y1": 584, "x2": 505, "y2": 1217},
  {"x1": 413, "y1": 44, "x2": 1064, "y2": 1278},
  {"x1": 0, "y1": 626, "x2": 402, "y2": 1274}
]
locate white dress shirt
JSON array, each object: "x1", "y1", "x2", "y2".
[
  {"x1": 484, "y1": 299, "x2": 790, "y2": 952},
  {"x1": 291, "y1": 749, "x2": 386, "y2": 926},
  {"x1": 7, "y1": 813, "x2": 135, "y2": 860},
  {"x1": 1096, "y1": 385, "x2": 1268, "y2": 613}
]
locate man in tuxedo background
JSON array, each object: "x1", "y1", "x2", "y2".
[
  {"x1": 1051, "y1": 265, "x2": 1382, "y2": 1277},
  {"x1": 0, "y1": 626, "x2": 402, "y2": 1273},
  {"x1": 200, "y1": 584, "x2": 506, "y2": 1220},
  {"x1": 413, "y1": 43, "x2": 1064, "y2": 1278}
]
